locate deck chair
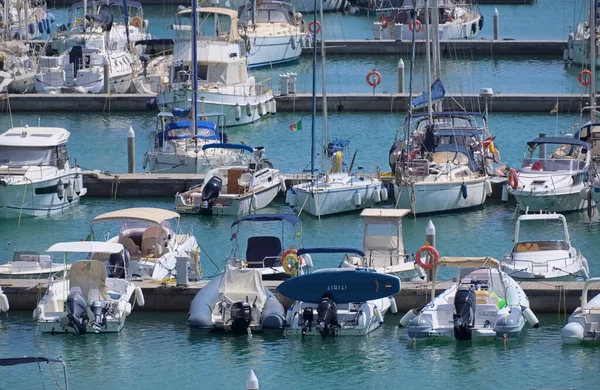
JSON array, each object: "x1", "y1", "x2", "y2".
[{"x1": 245, "y1": 236, "x2": 282, "y2": 268}]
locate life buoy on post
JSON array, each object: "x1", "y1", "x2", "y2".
[
  {"x1": 415, "y1": 245, "x2": 438, "y2": 270},
  {"x1": 579, "y1": 69, "x2": 592, "y2": 87},
  {"x1": 281, "y1": 248, "x2": 302, "y2": 276},
  {"x1": 377, "y1": 14, "x2": 389, "y2": 29},
  {"x1": 408, "y1": 19, "x2": 423, "y2": 33},
  {"x1": 308, "y1": 20, "x2": 321, "y2": 34},
  {"x1": 508, "y1": 168, "x2": 519, "y2": 190},
  {"x1": 366, "y1": 70, "x2": 382, "y2": 87}
]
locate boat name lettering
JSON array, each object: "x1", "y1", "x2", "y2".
[{"x1": 327, "y1": 285, "x2": 347, "y2": 291}]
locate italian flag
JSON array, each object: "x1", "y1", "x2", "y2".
[{"x1": 289, "y1": 120, "x2": 302, "y2": 132}]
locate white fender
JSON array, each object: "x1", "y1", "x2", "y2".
[
  {"x1": 373, "y1": 186, "x2": 381, "y2": 202},
  {"x1": 258, "y1": 103, "x2": 265, "y2": 116},
  {"x1": 245, "y1": 103, "x2": 252, "y2": 117},
  {"x1": 353, "y1": 190, "x2": 361, "y2": 207},
  {"x1": 521, "y1": 306, "x2": 539, "y2": 328},
  {"x1": 485, "y1": 179, "x2": 492, "y2": 196},
  {"x1": 235, "y1": 103, "x2": 242, "y2": 121},
  {"x1": 285, "y1": 307, "x2": 294, "y2": 327},
  {"x1": 415, "y1": 263, "x2": 426, "y2": 280},
  {"x1": 374, "y1": 305, "x2": 384, "y2": 324},
  {"x1": 380, "y1": 185, "x2": 388, "y2": 201},
  {"x1": 57, "y1": 179, "x2": 64, "y2": 200},
  {"x1": 135, "y1": 286, "x2": 145, "y2": 307},
  {"x1": 399, "y1": 308, "x2": 419, "y2": 328},
  {"x1": 279, "y1": 177, "x2": 287, "y2": 193},
  {"x1": 251, "y1": 194, "x2": 258, "y2": 209},
  {"x1": 33, "y1": 306, "x2": 40, "y2": 319},
  {"x1": 66, "y1": 181, "x2": 74, "y2": 202},
  {"x1": 389, "y1": 296, "x2": 398, "y2": 314},
  {"x1": 124, "y1": 302, "x2": 132, "y2": 316},
  {"x1": 358, "y1": 311, "x2": 367, "y2": 328},
  {"x1": 288, "y1": 189, "x2": 297, "y2": 207},
  {"x1": 270, "y1": 99, "x2": 277, "y2": 114},
  {"x1": 580, "y1": 187, "x2": 591, "y2": 200},
  {"x1": 0, "y1": 292, "x2": 9, "y2": 312},
  {"x1": 74, "y1": 175, "x2": 82, "y2": 195}
]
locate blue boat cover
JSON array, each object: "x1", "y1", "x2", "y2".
[
  {"x1": 164, "y1": 120, "x2": 218, "y2": 140},
  {"x1": 172, "y1": 107, "x2": 191, "y2": 118},
  {"x1": 411, "y1": 79, "x2": 446, "y2": 110},
  {"x1": 0, "y1": 357, "x2": 65, "y2": 366},
  {"x1": 435, "y1": 129, "x2": 481, "y2": 137},
  {"x1": 297, "y1": 246, "x2": 366, "y2": 257},
  {"x1": 526, "y1": 136, "x2": 590, "y2": 150},
  {"x1": 201, "y1": 143, "x2": 253, "y2": 153},
  {"x1": 231, "y1": 213, "x2": 301, "y2": 228},
  {"x1": 327, "y1": 139, "x2": 350, "y2": 156}
]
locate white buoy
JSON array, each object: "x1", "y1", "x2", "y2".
[
  {"x1": 374, "y1": 305, "x2": 384, "y2": 324},
  {"x1": 501, "y1": 184, "x2": 509, "y2": 202},
  {"x1": 66, "y1": 181, "x2": 74, "y2": 202},
  {"x1": 561, "y1": 322, "x2": 584, "y2": 344},
  {"x1": 0, "y1": 292, "x2": 9, "y2": 312},
  {"x1": 258, "y1": 103, "x2": 265, "y2": 116},
  {"x1": 73, "y1": 174, "x2": 82, "y2": 195},
  {"x1": 389, "y1": 296, "x2": 398, "y2": 314},
  {"x1": 246, "y1": 370, "x2": 259, "y2": 390},
  {"x1": 56, "y1": 179, "x2": 64, "y2": 200},
  {"x1": 373, "y1": 186, "x2": 381, "y2": 202},
  {"x1": 521, "y1": 306, "x2": 539, "y2": 328},
  {"x1": 235, "y1": 103, "x2": 242, "y2": 121},
  {"x1": 135, "y1": 286, "x2": 145, "y2": 307},
  {"x1": 288, "y1": 189, "x2": 297, "y2": 207},
  {"x1": 353, "y1": 190, "x2": 361, "y2": 207},
  {"x1": 399, "y1": 308, "x2": 419, "y2": 327},
  {"x1": 246, "y1": 103, "x2": 252, "y2": 117},
  {"x1": 380, "y1": 185, "x2": 388, "y2": 201}
]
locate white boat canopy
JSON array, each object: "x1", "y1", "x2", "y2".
[
  {"x1": 0, "y1": 127, "x2": 70, "y2": 147},
  {"x1": 46, "y1": 241, "x2": 124, "y2": 254},
  {"x1": 90, "y1": 208, "x2": 180, "y2": 224},
  {"x1": 434, "y1": 256, "x2": 501, "y2": 271}
]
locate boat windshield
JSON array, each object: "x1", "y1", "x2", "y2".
[
  {"x1": 516, "y1": 219, "x2": 567, "y2": 245},
  {"x1": 239, "y1": 7, "x2": 292, "y2": 25},
  {"x1": 457, "y1": 268, "x2": 504, "y2": 297},
  {"x1": 0, "y1": 146, "x2": 54, "y2": 166}
]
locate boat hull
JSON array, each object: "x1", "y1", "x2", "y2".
[
  {"x1": 246, "y1": 34, "x2": 305, "y2": 68},
  {"x1": 375, "y1": 17, "x2": 482, "y2": 40},
  {"x1": 511, "y1": 187, "x2": 588, "y2": 213},
  {"x1": 293, "y1": 182, "x2": 381, "y2": 216}
]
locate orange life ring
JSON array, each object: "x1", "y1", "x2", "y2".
[
  {"x1": 308, "y1": 20, "x2": 321, "y2": 34},
  {"x1": 131, "y1": 16, "x2": 143, "y2": 29},
  {"x1": 366, "y1": 70, "x2": 382, "y2": 87},
  {"x1": 508, "y1": 168, "x2": 519, "y2": 190},
  {"x1": 579, "y1": 69, "x2": 592, "y2": 87},
  {"x1": 408, "y1": 19, "x2": 423, "y2": 33},
  {"x1": 415, "y1": 245, "x2": 438, "y2": 270},
  {"x1": 410, "y1": 148, "x2": 420, "y2": 159},
  {"x1": 281, "y1": 248, "x2": 302, "y2": 275},
  {"x1": 377, "y1": 14, "x2": 389, "y2": 29}
]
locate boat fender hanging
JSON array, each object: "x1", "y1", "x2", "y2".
[
  {"x1": 415, "y1": 245, "x2": 439, "y2": 270},
  {"x1": 374, "y1": 305, "x2": 384, "y2": 324},
  {"x1": 279, "y1": 177, "x2": 287, "y2": 193},
  {"x1": 373, "y1": 186, "x2": 381, "y2": 202},
  {"x1": 508, "y1": 168, "x2": 519, "y2": 190},
  {"x1": 258, "y1": 103, "x2": 265, "y2": 116},
  {"x1": 66, "y1": 181, "x2": 75, "y2": 202},
  {"x1": 353, "y1": 190, "x2": 361, "y2": 207},
  {"x1": 244, "y1": 35, "x2": 251, "y2": 53},
  {"x1": 399, "y1": 308, "x2": 420, "y2": 327},
  {"x1": 460, "y1": 183, "x2": 467, "y2": 199},
  {"x1": 235, "y1": 103, "x2": 242, "y2": 121},
  {"x1": 521, "y1": 306, "x2": 539, "y2": 328},
  {"x1": 408, "y1": 19, "x2": 422, "y2": 33},
  {"x1": 74, "y1": 175, "x2": 82, "y2": 195},
  {"x1": 485, "y1": 179, "x2": 492, "y2": 196},
  {"x1": 246, "y1": 103, "x2": 252, "y2": 117},
  {"x1": 135, "y1": 286, "x2": 145, "y2": 307},
  {"x1": 0, "y1": 292, "x2": 8, "y2": 312},
  {"x1": 142, "y1": 153, "x2": 149, "y2": 170},
  {"x1": 389, "y1": 296, "x2": 398, "y2": 314},
  {"x1": 478, "y1": 15, "x2": 484, "y2": 30},
  {"x1": 308, "y1": 20, "x2": 321, "y2": 34},
  {"x1": 251, "y1": 194, "x2": 258, "y2": 209},
  {"x1": 366, "y1": 70, "x2": 382, "y2": 87},
  {"x1": 587, "y1": 190, "x2": 593, "y2": 219},
  {"x1": 579, "y1": 69, "x2": 592, "y2": 87},
  {"x1": 377, "y1": 14, "x2": 389, "y2": 29},
  {"x1": 288, "y1": 189, "x2": 297, "y2": 207},
  {"x1": 471, "y1": 22, "x2": 477, "y2": 35},
  {"x1": 37, "y1": 21, "x2": 43, "y2": 34},
  {"x1": 285, "y1": 307, "x2": 294, "y2": 327},
  {"x1": 381, "y1": 185, "x2": 388, "y2": 201},
  {"x1": 56, "y1": 179, "x2": 64, "y2": 200},
  {"x1": 281, "y1": 249, "x2": 302, "y2": 276},
  {"x1": 270, "y1": 99, "x2": 277, "y2": 114},
  {"x1": 290, "y1": 36, "x2": 296, "y2": 50}
]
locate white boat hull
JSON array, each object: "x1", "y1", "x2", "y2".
[
  {"x1": 511, "y1": 185, "x2": 588, "y2": 213},
  {"x1": 394, "y1": 177, "x2": 487, "y2": 215},
  {"x1": 375, "y1": 17, "x2": 482, "y2": 41},
  {"x1": 293, "y1": 182, "x2": 381, "y2": 216},
  {"x1": 246, "y1": 34, "x2": 305, "y2": 68}
]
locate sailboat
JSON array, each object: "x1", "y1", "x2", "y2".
[
  {"x1": 565, "y1": 0, "x2": 600, "y2": 68},
  {"x1": 286, "y1": 1, "x2": 382, "y2": 218},
  {"x1": 388, "y1": 0, "x2": 493, "y2": 215}
]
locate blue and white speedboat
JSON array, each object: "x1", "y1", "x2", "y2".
[{"x1": 279, "y1": 247, "x2": 401, "y2": 337}]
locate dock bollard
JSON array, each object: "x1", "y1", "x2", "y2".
[
  {"x1": 127, "y1": 126, "x2": 135, "y2": 174},
  {"x1": 493, "y1": 8, "x2": 499, "y2": 40},
  {"x1": 103, "y1": 57, "x2": 110, "y2": 93},
  {"x1": 397, "y1": 59, "x2": 404, "y2": 93},
  {"x1": 425, "y1": 220, "x2": 436, "y2": 281},
  {"x1": 246, "y1": 370, "x2": 259, "y2": 390}
]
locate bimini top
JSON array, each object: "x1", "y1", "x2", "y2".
[
  {"x1": 202, "y1": 143, "x2": 254, "y2": 153},
  {"x1": 46, "y1": 241, "x2": 124, "y2": 254},
  {"x1": 0, "y1": 127, "x2": 70, "y2": 147},
  {"x1": 297, "y1": 246, "x2": 366, "y2": 257},
  {"x1": 434, "y1": 256, "x2": 501, "y2": 271},
  {"x1": 91, "y1": 208, "x2": 180, "y2": 224},
  {"x1": 176, "y1": 6, "x2": 238, "y2": 18},
  {"x1": 231, "y1": 213, "x2": 301, "y2": 228},
  {"x1": 526, "y1": 137, "x2": 590, "y2": 150}
]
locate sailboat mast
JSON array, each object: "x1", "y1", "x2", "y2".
[
  {"x1": 591, "y1": 0, "x2": 597, "y2": 122},
  {"x1": 319, "y1": 0, "x2": 328, "y2": 167},
  {"x1": 432, "y1": 0, "x2": 442, "y2": 112},
  {"x1": 191, "y1": 0, "x2": 198, "y2": 137},
  {"x1": 310, "y1": 0, "x2": 317, "y2": 176},
  {"x1": 425, "y1": 0, "x2": 433, "y2": 123}
]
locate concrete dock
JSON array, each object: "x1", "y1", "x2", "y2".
[
  {"x1": 0, "y1": 93, "x2": 589, "y2": 113},
  {"x1": 0, "y1": 278, "x2": 592, "y2": 314}
]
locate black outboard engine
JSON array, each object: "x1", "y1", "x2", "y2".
[
  {"x1": 66, "y1": 291, "x2": 90, "y2": 335},
  {"x1": 453, "y1": 286, "x2": 476, "y2": 341},
  {"x1": 301, "y1": 307, "x2": 314, "y2": 336},
  {"x1": 90, "y1": 301, "x2": 108, "y2": 334},
  {"x1": 316, "y1": 296, "x2": 339, "y2": 338},
  {"x1": 200, "y1": 176, "x2": 223, "y2": 215},
  {"x1": 229, "y1": 301, "x2": 252, "y2": 333},
  {"x1": 108, "y1": 248, "x2": 129, "y2": 279}
]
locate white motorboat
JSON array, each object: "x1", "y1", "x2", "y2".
[
  {"x1": 188, "y1": 267, "x2": 285, "y2": 334},
  {"x1": 238, "y1": 0, "x2": 310, "y2": 68},
  {"x1": 0, "y1": 126, "x2": 86, "y2": 219},
  {"x1": 289, "y1": 140, "x2": 384, "y2": 217},
  {"x1": 175, "y1": 145, "x2": 283, "y2": 216},
  {"x1": 157, "y1": 7, "x2": 275, "y2": 127},
  {"x1": 0, "y1": 286, "x2": 8, "y2": 313},
  {"x1": 373, "y1": 0, "x2": 483, "y2": 40},
  {"x1": 33, "y1": 241, "x2": 145, "y2": 334},
  {"x1": 561, "y1": 278, "x2": 600, "y2": 344},
  {"x1": 402, "y1": 256, "x2": 539, "y2": 341},
  {"x1": 0, "y1": 41, "x2": 37, "y2": 93},
  {"x1": 0, "y1": 251, "x2": 68, "y2": 279},
  {"x1": 227, "y1": 213, "x2": 309, "y2": 280},
  {"x1": 508, "y1": 136, "x2": 591, "y2": 213},
  {"x1": 341, "y1": 208, "x2": 425, "y2": 281},
  {"x1": 501, "y1": 212, "x2": 590, "y2": 280},
  {"x1": 279, "y1": 247, "x2": 401, "y2": 337},
  {"x1": 90, "y1": 207, "x2": 201, "y2": 281},
  {"x1": 143, "y1": 112, "x2": 249, "y2": 174}
]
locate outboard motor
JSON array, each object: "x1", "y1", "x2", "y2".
[
  {"x1": 301, "y1": 307, "x2": 314, "y2": 336},
  {"x1": 229, "y1": 301, "x2": 252, "y2": 333},
  {"x1": 316, "y1": 296, "x2": 339, "y2": 337},
  {"x1": 90, "y1": 301, "x2": 108, "y2": 334},
  {"x1": 66, "y1": 291, "x2": 90, "y2": 335},
  {"x1": 108, "y1": 248, "x2": 129, "y2": 279},
  {"x1": 453, "y1": 286, "x2": 476, "y2": 341},
  {"x1": 200, "y1": 176, "x2": 223, "y2": 215}
]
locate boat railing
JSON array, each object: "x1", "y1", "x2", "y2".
[
  {"x1": 521, "y1": 157, "x2": 586, "y2": 172},
  {"x1": 231, "y1": 76, "x2": 272, "y2": 96},
  {"x1": 506, "y1": 256, "x2": 580, "y2": 275}
]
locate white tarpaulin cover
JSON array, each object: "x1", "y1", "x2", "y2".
[
  {"x1": 68, "y1": 260, "x2": 108, "y2": 301},
  {"x1": 219, "y1": 267, "x2": 266, "y2": 308}
]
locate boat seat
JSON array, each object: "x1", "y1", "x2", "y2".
[
  {"x1": 141, "y1": 237, "x2": 163, "y2": 258},
  {"x1": 246, "y1": 236, "x2": 282, "y2": 268},
  {"x1": 119, "y1": 236, "x2": 140, "y2": 256},
  {"x1": 475, "y1": 290, "x2": 489, "y2": 304},
  {"x1": 238, "y1": 173, "x2": 253, "y2": 188}
]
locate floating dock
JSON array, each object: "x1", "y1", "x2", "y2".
[{"x1": 0, "y1": 278, "x2": 591, "y2": 314}]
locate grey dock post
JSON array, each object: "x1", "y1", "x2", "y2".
[
  {"x1": 493, "y1": 9, "x2": 499, "y2": 40},
  {"x1": 398, "y1": 59, "x2": 405, "y2": 93},
  {"x1": 127, "y1": 126, "x2": 135, "y2": 173},
  {"x1": 103, "y1": 58, "x2": 110, "y2": 93}
]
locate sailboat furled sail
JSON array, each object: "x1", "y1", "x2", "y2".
[{"x1": 411, "y1": 79, "x2": 446, "y2": 110}]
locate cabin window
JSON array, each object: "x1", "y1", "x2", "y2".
[
  {"x1": 35, "y1": 185, "x2": 59, "y2": 195},
  {"x1": 197, "y1": 64, "x2": 208, "y2": 81},
  {"x1": 0, "y1": 146, "x2": 53, "y2": 166}
]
